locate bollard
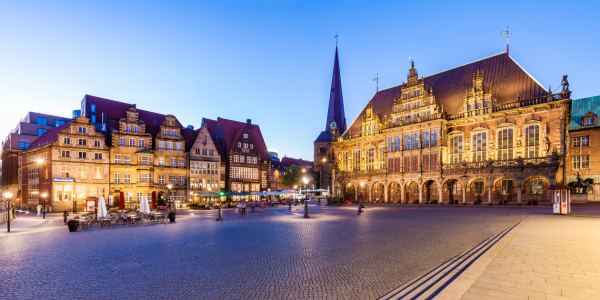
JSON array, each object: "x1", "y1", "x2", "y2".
[
  {"x1": 303, "y1": 199, "x2": 310, "y2": 219},
  {"x1": 216, "y1": 206, "x2": 223, "y2": 221}
]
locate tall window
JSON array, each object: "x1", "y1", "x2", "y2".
[
  {"x1": 158, "y1": 175, "x2": 165, "y2": 184},
  {"x1": 412, "y1": 133, "x2": 419, "y2": 149},
  {"x1": 395, "y1": 136, "x2": 401, "y2": 151},
  {"x1": 170, "y1": 158, "x2": 176, "y2": 167},
  {"x1": 139, "y1": 139, "x2": 145, "y2": 148},
  {"x1": 125, "y1": 125, "x2": 131, "y2": 132},
  {"x1": 343, "y1": 152, "x2": 349, "y2": 171},
  {"x1": 501, "y1": 179, "x2": 513, "y2": 195},
  {"x1": 582, "y1": 136, "x2": 589, "y2": 146},
  {"x1": 60, "y1": 166, "x2": 70, "y2": 178},
  {"x1": 474, "y1": 181, "x2": 485, "y2": 195},
  {"x1": 124, "y1": 155, "x2": 130, "y2": 165},
  {"x1": 450, "y1": 135, "x2": 463, "y2": 163},
  {"x1": 366, "y1": 148, "x2": 375, "y2": 170},
  {"x1": 134, "y1": 126, "x2": 140, "y2": 133},
  {"x1": 114, "y1": 173, "x2": 121, "y2": 184},
  {"x1": 120, "y1": 138, "x2": 126, "y2": 146},
  {"x1": 379, "y1": 146, "x2": 385, "y2": 169},
  {"x1": 77, "y1": 166, "x2": 87, "y2": 179},
  {"x1": 114, "y1": 155, "x2": 121, "y2": 165},
  {"x1": 129, "y1": 138, "x2": 135, "y2": 147},
  {"x1": 159, "y1": 141, "x2": 165, "y2": 149},
  {"x1": 531, "y1": 179, "x2": 544, "y2": 195},
  {"x1": 422, "y1": 131, "x2": 430, "y2": 148},
  {"x1": 497, "y1": 128, "x2": 514, "y2": 160},
  {"x1": 352, "y1": 149, "x2": 361, "y2": 171},
  {"x1": 168, "y1": 142, "x2": 173, "y2": 150},
  {"x1": 472, "y1": 132, "x2": 487, "y2": 162},
  {"x1": 524, "y1": 125, "x2": 539, "y2": 158},
  {"x1": 404, "y1": 134, "x2": 411, "y2": 150},
  {"x1": 430, "y1": 129, "x2": 438, "y2": 147},
  {"x1": 573, "y1": 156, "x2": 589, "y2": 170},
  {"x1": 123, "y1": 173, "x2": 131, "y2": 184},
  {"x1": 94, "y1": 167, "x2": 103, "y2": 179},
  {"x1": 388, "y1": 137, "x2": 394, "y2": 152}
]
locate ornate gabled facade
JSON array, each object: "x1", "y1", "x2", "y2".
[{"x1": 320, "y1": 51, "x2": 572, "y2": 205}]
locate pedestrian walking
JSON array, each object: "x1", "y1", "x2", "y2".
[
  {"x1": 235, "y1": 202, "x2": 240, "y2": 215},
  {"x1": 36, "y1": 205, "x2": 42, "y2": 218},
  {"x1": 63, "y1": 210, "x2": 69, "y2": 223},
  {"x1": 288, "y1": 199, "x2": 292, "y2": 211},
  {"x1": 242, "y1": 202, "x2": 246, "y2": 216}
]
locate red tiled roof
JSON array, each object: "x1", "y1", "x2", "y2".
[
  {"x1": 344, "y1": 52, "x2": 547, "y2": 136},
  {"x1": 84, "y1": 95, "x2": 183, "y2": 128},
  {"x1": 24, "y1": 122, "x2": 72, "y2": 151},
  {"x1": 180, "y1": 127, "x2": 200, "y2": 153},
  {"x1": 217, "y1": 118, "x2": 271, "y2": 161}
]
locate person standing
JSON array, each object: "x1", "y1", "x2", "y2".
[
  {"x1": 63, "y1": 210, "x2": 69, "y2": 223},
  {"x1": 36, "y1": 205, "x2": 42, "y2": 218},
  {"x1": 288, "y1": 199, "x2": 292, "y2": 211}
]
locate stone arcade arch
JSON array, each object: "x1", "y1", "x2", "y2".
[
  {"x1": 388, "y1": 181, "x2": 402, "y2": 203},
  {"x1": 423, "y1": 180, "x2": 439, "y2": 204},
  {"x1": 344, "y1": 183, "x2": 355, "y2": 201},
  {"x1": 444, "y1": 179, "x2": 463, "y2": 205},
  {"x1": 371, "y1": 182, "x2": 384, "y2": 203},
  {"x1": 467, "y1": 177, "x2": 488, "y2": 205},
  {"x1": 405, "y1": 181, "x2": 419, "y2": 204},
  {"x1": 492, "y1": 176, "x2": 518, "y2": 205},
  {"x1": 358, "y1": 182, "x2": 368, "y2": 202}
]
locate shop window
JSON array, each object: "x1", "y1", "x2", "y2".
[
  {"x1": 531, "y1": 179, "x2": 544, "y2": 195},
  {"x1": 501, "y1": 179, "x2": 513, "y2": 195}
]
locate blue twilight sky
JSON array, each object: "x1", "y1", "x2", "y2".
[{"x1": 1, "y1": 0, "x2": 598, "y2": 160}]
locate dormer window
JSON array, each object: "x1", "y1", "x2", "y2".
[
  {"x1": 243, "y1": 134, "x2": 248, "y2": 138},
  {"x1": 238, "y1": 142, "x2": 241, "y2": 147},
  {"x1": 582, "y1": 112, "x2": 596, "y2": 127},
  {"x1": 78, "y1": 127, "x2": 87, "y2": 134},
  {"x1": 125, "y1": 125, "x2": 131, "y2": 132},
  {"x1": 171, "y1": 130, "x2": 177, "y2": 137},
  {"x1": 164, "y1": 129, "x2": 169, "y2": 136},
  {"x1": 134, "y1": 126, "x2": 140, "y2": 133}
]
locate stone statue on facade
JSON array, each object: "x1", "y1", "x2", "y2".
[
  {"x1": 543, "y1": 136, "x2": 550, "y2": 155},
  {"x1": 561, "y1": 75, "x2": 569, "y2": 92}
]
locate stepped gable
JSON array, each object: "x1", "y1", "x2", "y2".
[
  {"x1": 344, "y1": 52, "x2": 547, "y2": 136},
  {"x1": 200, "y1": 118, "x2": 225, "y2": 160},
  {"x1": 217, "y1": 117, "x2": 270, "y2": 161}
]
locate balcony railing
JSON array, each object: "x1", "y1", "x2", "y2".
[{"x1": 442, "y1": 156, "x2": 558, "y2": 171}]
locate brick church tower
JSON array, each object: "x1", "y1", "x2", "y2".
[{"x1": 314, "y1": 46, "x2": 346, "y2": 194}]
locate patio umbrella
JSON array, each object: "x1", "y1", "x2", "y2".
[
  {"x1": 314, "y1": 189, "x2": 328, "y2": 192},
  {"x1": 198, "y1": 192, "x2": 221, "y2": 197},
  {"x1": 152, "y1": 191, "x2": 157, "y2": 208},
  {"x1": 251, "y1": 192, "x2": 264, "y2": 195},
  {"x1": 119, "y1": 192, "x2": 125, "y2": 211},
  {"x1": 139, "y1": 195, "x2": 151, "y2": 214},
  {"x1": 97, "y1": 197, "x2": 108, "y2": 218}
]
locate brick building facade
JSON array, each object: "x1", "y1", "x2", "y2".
[{"x1": 316, "y1": 48, "x2": 572, "y2": 205}]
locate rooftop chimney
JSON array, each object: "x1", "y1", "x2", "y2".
[{"x1": 246, "y1": 119, "x2": 251, "y2": 129}]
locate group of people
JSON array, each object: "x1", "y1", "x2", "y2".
[{"x1": 235, "y1": 201, "x2": 266, "y2": 216}]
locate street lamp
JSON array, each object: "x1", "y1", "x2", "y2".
[
  {"x1": 167, "y1": 184, "x2": 173, "y2": 212},
  {"x1": 41, "y1": 192, "x2": 48, "y2": 219},
  {"x1": 303, "y1": 177, "x2": 309, "y2": 218},
  {"x1": 6, "y1": 192, "x2": 13, "y2": 233}
]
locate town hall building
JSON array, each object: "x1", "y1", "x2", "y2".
[{"x1": 315, "y1": 46, "x2": 572, "y2": 205}]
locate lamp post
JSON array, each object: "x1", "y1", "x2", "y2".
[
  {"x1": 303, "y1": 177, "x2": 309, "y2": 218},
  {"x1": 190, "y1": 192, "x2": 194, "y2": 204},
  {"x1": 359, "y1": 182, "x2": 364, "y2": 213},
  {"x1": 41, "y1": 192, "x2": 48, "y2": 219},
  {"x1": 167, "y1": 184, "x2": 173, "y2": 212},
  {"x1": 6, "y1": 192, "x2": 13, "y2": 233},
  {"x1": 208, "y1": 187, "x2": 212, "y2": 210}
]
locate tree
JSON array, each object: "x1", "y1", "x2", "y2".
[{"x1": 278, "y1": 165, "x2": 302, "y2": 189}]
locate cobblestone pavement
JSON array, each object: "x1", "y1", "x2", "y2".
[{"x1": 0, "y1": 203, "x2": 566, "y2": 299}]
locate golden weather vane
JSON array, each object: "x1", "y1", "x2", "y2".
[{"x1": 500, "y1": 26, "x2": 514, "y2": 53}]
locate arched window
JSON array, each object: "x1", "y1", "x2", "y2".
[
  {"x1": 525, "y1": 125, "x2": 540, "y2": 158},
  {"x1": 450, "y1": 135, "x2": 463, "y2": 163},
  {"x1": 472, "y1": 132, "x2": 487, "y2": 162},
  {"x1": 497, "y1": 128, "x2": 514, "y2": 160}
]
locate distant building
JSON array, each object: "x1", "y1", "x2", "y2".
[
  {"x1": 270, "y1": 156, "x2": 314, "y2": 190},
  {"x1": 19, "y1": 116, "x2": 110, "y2": 211},
  {"x1": 566, "y1": 95, "x2": 600, "y2": 201},
  {"x1": 1, "y1": 112, "x2": 71, "y2": 216}
]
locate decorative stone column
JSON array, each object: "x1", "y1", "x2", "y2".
[
  {"x1": 488, "y1": 183, "x2": 493, "y2": 206},
  {"x1": 462, "y1": 185, "x2": 467, "y2": 205},
  {"x1": 355, "y1": 185, "x2": 358, "y2": 202},
  {"x1": 368, "y1": 184, "x2": 372, "y2": 203},
  {"x1": 517, "y1": 183, "x2": 522, "y2": 206},
  {"x1": 419, "y1": 187, "x2": 423, "y2": 204},
  {"x1": 401, "y1": 186, "x2": 405, "y2": 204},
  {"x1": 438, "y1": 184, "x2": 443, "y2": 205},
  {"x1": 384, "y1": 185, "x2": 389, "y2": 203}
]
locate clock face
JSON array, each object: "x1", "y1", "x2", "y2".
[{"x1": 329, "y1": 122, "x2": 337, "y2": 129}]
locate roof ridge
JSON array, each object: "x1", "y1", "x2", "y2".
[{"x1": 424, "y1": 52, "x2": 507, "y2": 78}]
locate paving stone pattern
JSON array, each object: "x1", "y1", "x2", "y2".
[{"x1": 0, "y1": 204, "x2": 533, "y2": 299}]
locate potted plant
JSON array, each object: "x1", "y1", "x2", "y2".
[
  {"x1": 67, "y1": 219, "x2": 79, "y2": 232},
  {"x1": 168, "y1": 212, "x2": 176, "y2": 222},
  {"x1": 200, "y1": 204, "x2": 206, "y2": 210}
]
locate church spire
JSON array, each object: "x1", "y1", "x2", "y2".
[{"x1": 326, "y1": 46, "x2": 346, "y2": 132}]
